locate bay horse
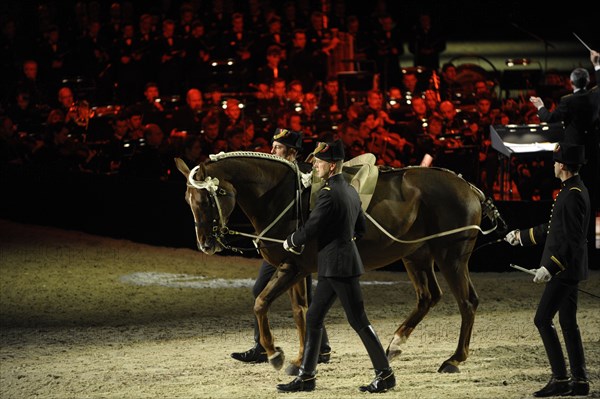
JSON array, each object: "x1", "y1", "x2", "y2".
[{"x1": 174, "y1": 151, "x2": 505, "y2": 375}]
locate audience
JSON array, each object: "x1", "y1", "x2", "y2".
[{"x1": 0, "y1": 1, "x2": 573, "y2": 201}]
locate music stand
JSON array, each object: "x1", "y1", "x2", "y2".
[{"x1": 490, "y1": 122, "x2": 564, "y2": 200}]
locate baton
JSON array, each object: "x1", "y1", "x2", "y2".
[
  {"x1": 572, "y1": 32, "x2": 593, "y2": 52},
  {"x1": 510, "y1": 264, "x2": 600, "y2": 299},
  {"x1": 510, "y1": 263, "x2": 536, "y2": 276}
]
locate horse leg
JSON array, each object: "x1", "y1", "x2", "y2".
[
  {"x1": 284, "y1": 278, "x2": 309, "y2": 376},
  {"x1": 434, "y1": 239, "x2": 479, "y2": 373},
  {"x1": 254, "y1": 261, "x2": 305, "y2": 371},
  {"x1": 386, "y1": 255, "x2": 442, "y2": 362}
]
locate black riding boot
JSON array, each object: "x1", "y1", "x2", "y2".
[
  {"x1": 231, "y1": 318, "x2": 267, "y2": 363},
  {"x1": 563, "y1": 326, "x2": 589, "y2": 395},
  {"x1": 318, "y1": 327, "x2": 331, "y2": 363},
  {"x1": 357, "y1": 325, "x2": 396, "y2": 393},
  {"x1": 276, "y1": 327, "x2": 322, "y2": 392}
]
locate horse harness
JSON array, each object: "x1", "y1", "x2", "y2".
[
  {"x1": 186, "y1": 152, "x2": 310, "y2": 253},
  {"x1": 186, "y1": 152, "x2": 502, "y2": 253}
]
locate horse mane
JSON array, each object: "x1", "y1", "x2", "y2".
[{"x1": 208, "y1": 151, "x2": 299, "y2": 172}]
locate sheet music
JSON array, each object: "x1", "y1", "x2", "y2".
[{"x1": 504, "y1": 142, "x2": 557, "y2": 153}]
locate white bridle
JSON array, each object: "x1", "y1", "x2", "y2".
[{"x1": 187, "y1": 165, "x2": 297, "y2": 254}]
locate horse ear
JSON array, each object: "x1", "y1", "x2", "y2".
[{"x1": 174, "y1": 158, "x2": 190, "y2": 178}]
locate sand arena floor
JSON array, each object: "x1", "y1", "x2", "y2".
[{"x1": 1, "y1": 219, "x2": 598, "y2": 399}]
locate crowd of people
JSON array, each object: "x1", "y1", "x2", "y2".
[{"x1": 0, "y1": 0, "x2": 578, "y2": 199}]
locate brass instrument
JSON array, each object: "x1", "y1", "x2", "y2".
[{"x1": 67, "y1": 100, "x2": 94, "y2": 129}]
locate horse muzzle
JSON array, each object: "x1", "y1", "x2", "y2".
[{"x1": 197, "y1": 237, "x2": 222, "y2": 255}]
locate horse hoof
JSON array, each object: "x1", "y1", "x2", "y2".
[
  {"x1": 268, "y1": 347, "x2": 285, "y2": 370},
  {"x1": 386, "y1": 348, "x2": 402, "y2": 362},
  {"x1": 438, "y1": 362, "x2": 460, "y2": 373},
  {"x1": 285, "y1": 363, "x2": 300, "y2": 376}
]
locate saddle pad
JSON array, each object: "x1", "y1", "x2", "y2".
[{"x1": 309, "y1": 153, "x2": 379, "y2": 212}]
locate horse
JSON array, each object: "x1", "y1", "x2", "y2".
[{"x1": 174, "y1": 151, "x2": 505, "y2": 375}]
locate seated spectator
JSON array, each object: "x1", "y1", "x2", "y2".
[
  {"x1": 14, "y1": 59, "x2": 48, "y2": 108},
  {"x1": 136, "y1": 82, "x2": 167, "y2": 129},
  {"x1": 171, "y1": 88, "x2": 206, "y2": 136},
  {"x1": 46, "y1": 108, "x2": 66, "y2": 125},
  {"x1": 287, "y1": 28, "x2": 316, "y2": 91},
  {"x1": 124, "y1": 107, "x2": 145, "y2": 140},
  {"x1": 317, "y1": 76, "x2": 344, "y2": 128},
  {"x1": 218, "y1": 97, "x2": 252, "y2": 137},
  {"x1": 439, "y1": 100, "x2": 473, "y2": 141},
  {"x1": 337, "y1": 121, "x2": 362, "y2": 159},
  {"x1": 199, "y1": 114, "x2": 222, "y2": 155},
  {"x1": 120, "y1": 123, "x2": 173, "y2": 181},
  {"x1": 31, "y1": 123, "x2": 90, "y2": 172},
  {"x1": 362, "y1": 89, "x2": 396, "y2": 131},
  {"x1": 385, "y1": 86, "x2": 406, "y2": 122},
  {"x1": 399, "y1": 70, "x2": 425, "y2": 102},
  {"x1": 286, "y1": 80, "x2": 304, "y2": 112},
  {"x1": 56, "y1": 86, "x2": 75, "y2": 115},
  {"x1": 8, "y1": 91, "x2": 43, "y2": 135},
  {"x1": 92, "y1": 113, "x2": 132, "y2": 174},
  {"x1": 224, "y1": 126, "x2": 247, "y2": 151},
  {"x1": 414, "y1": 113, "x2": 446, "y2": 164},
  {"x1": 438, "y1": 62, "x2": 461, "y2": 101},
  {"x1": 401, "y1": 96, "x2": 431, "y2": 141},
  {"x1": 255, "y1": 78, "x2": 287, "y2": 131},
  {"x1": 179, "y1": 135, "x2": 204, "y2": 168},
  {"x1": 251, "y1": 136, "x2": 271, "y2": 153},
  {"x1": 184, "y1": 19, "x2": 213, "y2": 91},
  {"x1": 0, "y1": 116, "x2": 26, "y2": 165},
  {"x1": 423, "y1": 89, "x2": 441, "y2": 115},
  {"x1": 253, "y1": 45, "x2": 290, "y2": 86}
]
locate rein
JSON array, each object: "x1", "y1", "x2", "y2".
[
  {"x1": 364, "y1": 213, "x2": 498, "y2": 245},
  {"x1": 362, "y1": 177, "x2": 499, "y2": 244}
]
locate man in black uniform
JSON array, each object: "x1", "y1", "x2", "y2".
[
  {"x1": 230, "y1": 128, "x2": 331, "y2": 364},
  {"x1": 530, "y1": 49, "x2": 600, "y2": 266},
  {"x1": 277, "y1": 140, "x2": 395, "y2": 393},
  {"x1": 505, "y1": 142, "x2": 590, "y2": 397}
]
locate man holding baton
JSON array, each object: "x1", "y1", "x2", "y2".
[
  {"x1": 505, "y1": 142, "x2": 591, "y2": 397},
  {"x1": 529, "y1": 48, "x2": 600, "y2": 267}
]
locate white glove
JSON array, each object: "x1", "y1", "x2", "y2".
[
  {"x1": 300, "y1": 171, "x2": 313, "y2": 188},
  {"x1": 533, "y1": 266, "x2": 551, "y2": 284},
  {"x1": 504, "y1": 229, "x2": 521, "y2": 246},
  {"x1": 283, "y1": 238, "x2": 304, "y2": 255}
]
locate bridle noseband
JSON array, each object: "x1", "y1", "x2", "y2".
[
  {"x1": 187, "y1": 164, "x2": 303, "y2": 254},
  {"x1": 187, "y1": 166, "x2": 236, "y2": 252}
]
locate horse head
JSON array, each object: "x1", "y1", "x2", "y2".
[{"x1": 175, "y1": 158, "x2": 237, "y2": 254}]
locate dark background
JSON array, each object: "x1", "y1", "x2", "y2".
[{"x1": 1, "y1": 0, "x2": 598, "y2": 44}]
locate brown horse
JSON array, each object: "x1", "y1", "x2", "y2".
[{"x1": 174, "y1": 152, "x2": 504, "y2": 375}]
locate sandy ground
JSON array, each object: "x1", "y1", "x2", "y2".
[{"x1": 1, "y1": 219, "x2": 599, "y2": 399}]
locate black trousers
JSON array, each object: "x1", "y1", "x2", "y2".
[
  {"x1": 299, "y1": 274, "x2": 389, "y2": 376},
  {"x1": 306, "y1": 275, "x2": 369, "y2": 332},
  {"x1": 534, "y1": 278, "x2": 588, "y2": 380}
]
